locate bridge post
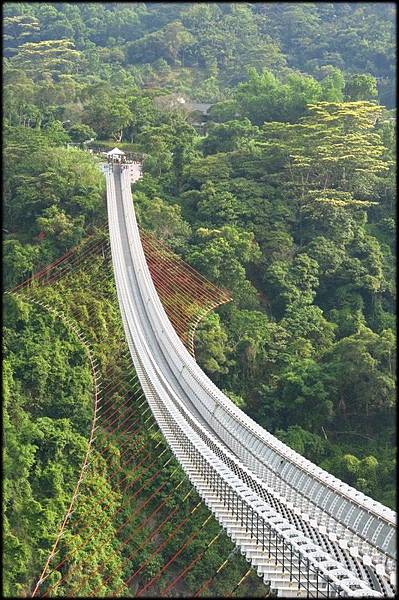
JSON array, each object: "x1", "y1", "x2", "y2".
[
  {"x1": 282, "y1": 539, "x2": 285, "y2": 572},
  {"x1": 298, "y1": 555, "x2": 301, "y2": 589},
  {"x1": 289, "y1": 544, "x2": 293, "y2": 581},
  {"x1": 268, "y1": 526, "x2": 272, "y2": 558},
  {"x1": 205, "y1": 468, "x2": 210, "y2": 485},
  {"x1": 262, "y1": 519, "x2": 265, "y2": 551}
]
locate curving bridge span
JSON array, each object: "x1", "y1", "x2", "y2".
[{"x1": 106, "y1": 162, "x2": 396, "y2": 597}]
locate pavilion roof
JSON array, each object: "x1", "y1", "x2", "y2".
[{"x1": 107, "y1": 147, "x2": 125, "y2": 155}]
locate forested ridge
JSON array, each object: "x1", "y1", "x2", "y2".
[{"x1": 3, "y1": 2, "x2": 396, "y2": 596}]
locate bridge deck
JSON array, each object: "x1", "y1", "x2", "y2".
[{"x1": 106, "y1": 163, "x2": 396, "y2": 597}]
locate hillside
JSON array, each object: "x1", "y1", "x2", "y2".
[{"x1": 3, "y1": 2, "x2": 396, "y2": 596}]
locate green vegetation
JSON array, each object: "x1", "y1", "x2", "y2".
[
  {"x1": 3, "y1": 294, "x2": 93, "y2": 596},
  {"x1": 4, "y1": 243, "x2": 268, "y2": 597},
  {"x1": 3, "y1": 2, "x2": 396, "y2": 596}
]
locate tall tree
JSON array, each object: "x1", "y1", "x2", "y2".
[{"x1": 12, "y1": 39, "x2": 82, "y2": 80}]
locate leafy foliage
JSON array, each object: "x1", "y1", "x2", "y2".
[
  {"x1": 3, "y1": 295, "x2": 93, "y2": 595},
  {"x1": 3, "y1": 2, "x2": 396, "y2": 595}
]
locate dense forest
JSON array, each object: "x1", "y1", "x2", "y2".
[{"x1": 3, "y1": 2, "x2": 396, "y2": 597}]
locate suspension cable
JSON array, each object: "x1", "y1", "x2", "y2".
[
  {"x1": 193, "y1": 547, "x2": 239, "y2": 597},
  {"x1": 111, "y1": 496, "x2": 202, "y2": 597},
  {"x1": 230, "y1": 567, "x2": 253, "y2": 597},
  {"x1": 68, "y1": 465, "x2": 183, "y2": 597},
  {"x1": 160, "y1": 531, "x2": 223, "y2": 597},
  {"x1": 40, "y1": 445, "x2": 170, "y2": 597},
  {"x1": 136, "y1": 513, "x2": 214, "y2": 596}
]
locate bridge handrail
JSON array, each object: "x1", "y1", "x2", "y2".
[
  {"x1": 117, "y1": 167, "x2": 396, "y2": 564},
  {"x1": 107, "y1": 168, "x2": 380, "y2": 597}
]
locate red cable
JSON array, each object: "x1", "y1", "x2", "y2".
[
  {"x1": 149, "y1": 274, "x2": 204, "y2": 316},
  {"x1": 94, "y1": 390, "x2": 148, "y2": 441},
  {"x1": 45, "y1": 425, "x2": 155, "y2": 568},
  {"x1": 95, "y1": 386, "x2": 141, "y2": 426},
  {"x1": 160, "y1": 531, "x2": 222, "y2": 597},
  {"x1": 15, "y1": 224, "x2": 230, "y2": 308},
  {"x1": 142, "y1": 232, "x2": 231, "y2": 303},
  {"x1": 98, "y1": 377, "x2": 143, "y2": 417},
  {"x1": 38, "y1": 241, "x2": 108, "y2": 288},
  {"x1": 88, "y1": 475, "x2": 189, "y2": 597},
  {"x1": 144, "y1": 249, "x2": 216, "y2": 305},
  {"x1": 141, "y1": 255, "x2": 214, "y2": 312},
  {"x1": 46, "y1": 254, "x2": 108, "y2": 286},
  {"x1": 142, "y1": 236, "x2": 223, "y2": 305},
  {"x1": 42, "y1": 238, "x2": 108, "y2": 285},
  {"x1": 116, "y1": 500, "x2": 203, "y2": 596},
  {"x1": 141, "y1": 241, "x2": 225, "y2": 309},
  {"x1": 91, "y1": 366, "x2": 139, "y2": 403},
  {"x1": 30, "y1": 237, "x2": 106, "y2": 288},
  {"x1": 25, "y1": 231, "x2": 222, "y2": 353},
  {"x1": 68, "y1": 465, "x2": 182, "y2": 597},
  {"x1": 42, "y1": 435, "x2": 154, "y2": 570},
  {"x1": 22, "y1": 225, "x2": 232, "y2": 596},
  {"x1": 12, "y1": 248, "x2": 75, "y2": 291},
  {"x1": 40, "y1": 446, "x2": 169, "y2": 597},
  {"x1": 148, "y1": 284, "x2": 215, "y2": 343},
  {"x1": 39, "y1": 427, "x2": 162, "y2": 580},
  {"x1": 97, "y1": 414, "x2": 152, "y2": 466},
  {"x1": 136, "y1": 514, "x2": 213, "y2": 596},
  {"x1": 91, "y1": 414, "x2": 157, "y2": 480},
  {"x1": 140, "y1": 227, "x2": 229, "y2": 296},
  {"x1": 96, "y1": 409, "x2": 152, "y2": 458},
  {"x1": 144, "y1": 273, "x2": 215, "y2": 332},
  {"x1": 149, "y1": 272, "x2": 216, "y2": 320},
  {"x1": 45, "y1": 452, "x2": 174, "y2": 597},
  {"x1": 100, "y1": 395, "x2": 149, "y2": 436}
]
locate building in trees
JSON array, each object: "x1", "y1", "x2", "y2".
[{"x1": 106, "y1": 147, "x2": 126, "y2": 163}]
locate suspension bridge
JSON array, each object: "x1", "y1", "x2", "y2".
[{"x1": 9, "y1": 157, "x2": 396, "y2": 597}]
